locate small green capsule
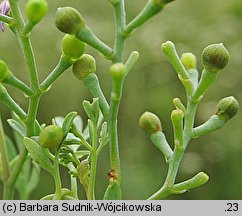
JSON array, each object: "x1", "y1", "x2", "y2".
[
  {"x1": 0, "y1": 60, "x2": 9, "y2": 82},
  {"x1": 202, "y1": 43, "x2": 230, "y2": 72},
  {"x1": 55, "y1": 7, "x2": 85, "y2": 35},
  {"x1": 39, "y1": 125, "x2": 64, "y2": 149},
  {"x1": 110, "y1": 63, "x2": 126, "y2": 81},
  {"x1": 62, "y1": 34, "x2": 86, "y2": 60},
  {"x1": 181, "y1": 52, "x2": 197, "y2": 70},
  {"x1": 139, "y1": 111, "x2": 162, "y2": 136},
  {"x1": 26, "y1": 0, "x2": 48, "y2": 24},
  {"x1": 216, "y1": 96, "x2": 239, "y2": 122},
  {"x1": 72, "y1": 54, "x2": 96, "y2": 80}
]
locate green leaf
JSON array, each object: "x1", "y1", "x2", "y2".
[
  {"x1": 103, "y1": 180, "x2": 122, "y2": 200},
  {"x1": 15, "y1": 158, "x2": 31, "y2": 199},
  {"x1": 63, "y1": 133, "x2": 81, "y2": 145},
  {"x1": 75, "y1": 150, "x2": 90, "y2": 159},
  {"x1": 62, "y1": 112, "x2": 77, "y2": 137},
  {"x1": 73, "y1": 115, "x2": 83, "y2": 132},
  {"x1": 24, "y1": 137, "x2": 54, "y2": 173},
  {"x1": 7, "y1": 119, "x2": 26, "y2": 137},
  {"x1": 5, "y1": 135, "x2": 17, "y2": 160},
  {"x1": 99, "y1": 121, "x2": 108, "y2": 146},
  {"x1": 52, "y1": 116, "x2": 64, "y2": 127},
  {"x1": 83, "y1": 98, "x2": 100, "y2": 124},
  {"x1": 76, "y1": 160, "x2": 90, "y2": 194},
  {"x1": 27, "y1": 161, "x2": 40, "y2": 194}
]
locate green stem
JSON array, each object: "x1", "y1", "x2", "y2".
[
  {"x1": 87, "y1": 122, "x2": 98, "y2": 200},
  {"x1": 150, "y1": 131, "x2": 173, "y2": 161},
  {"x1": 148, "y1": 98, "x2": 198, "y2": 200},
  {"x1": 0, "y1": 14, "x2": 14, "y2": 25},
  {"x1": 108, "y1": 77, "x2": 124, "y2": 182},
  {"x1": 183, "y1": 100, "x2": 198, "y2": 145},
  {"x1": 26, "y1": 95, "x2": 41, "y2": 136},
  {"x1": 82, "y1": 74, "x2": 109, "y2": 119},
  {"x1": 193, "y1": 115, "x2": 225, "y2": 138},
  {"x1": 112, "y1": 1, "x2": 126, "y2": 63},
  {"x1": 0, "y1": 84, "x2": 27, "y2": 120},
  {"x1": 148, "y1": 144, "x2": 185, "y2": 199},
  {"x1": 76, "y1": 26, "x2": 113, "y2": 58},
  {"x1": 40, "y1": 55, "x2": 73, "y2": 91},
  {"x1": 122, "y1": 0, "x2": 164, "y2": 36},
  {"x1": 107, "y1": 0, "x2": 126, "y2": 186},
  {"x1": 53, "y1": 151, "x2": 62, "y2": 200},
  {"x1": 0, "y1": 115, "x2": 10, "y2": 200},
  {"x1": 3, "y1": 73, "x2": 33, "y2": 96},
  {"x1": 68, "y1": 164, "x2": 78, "y2": 199},
  {"x1": 4, "y1": 148, "x2": 28, "y2": 199},
  {"x1": 5, "y1": 0, "x2": 41, "y2": 199},
  {"x1": 192, "y1": 69, "x2": 218, "y2": 102}
]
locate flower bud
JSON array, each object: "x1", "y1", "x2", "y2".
[
  {"x1": 39, "y1": 125, "x2": 64, "y2": 149},
  {"x1": 26, "y1": 0, "x2": 48, "y2": 24},
  {"x1": 110, "y1": 63, "x2": 126, "y2": 81},
  {"x1": 0, "y1": 60, "x2": 10, "y2": 82},
  {"x1": 72, "y1": 54, "x2": 96, "y2": 80},
  {"x1": 202, "y1": 43, "x2": 230, "y2": 72},
  {"x1": 139, "y1": 111, "x2": 162, "y2": 135},
  {"x1": 181, "y1": 52, "x2": 197, "y2": 70},
  {"x1": 171, "y1": 109, "x2": 184, "y2": 124},
  {"x1": 55, "y1": 7, "x2": 85, "y2": 35},
  {"x1": 62, "y1": 34, "x2": 86, "y2": 60},
  {"x1": 216, "y1": 96, "x2": 239, "y2": 121}
]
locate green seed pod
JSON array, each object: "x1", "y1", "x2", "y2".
[
  {"x1": 181, "y1": 52, "x2": 197, "y2": 70},
  {"x1": 139, "y1": 111, "x2": 162, "y2": 136},
  {"x1": 110, "y1": 63, "x2": 126, "y2": 81},
  {"x1": 62, "y1": 34, "x2": 86, "y2": 60},
  {"x1": 72, "y1": 54, "x2": 96, "y2": 80},
  {"x1": 26, "y1": 0, "x2": 48, "y2": 24},
  {"x1": 103, "y1": 180, "x2": 122, "y2": 200},
  {"x1": 39, "y1": 125, "x2": 64, "y2": 149},
  {"x1": 0, "y1": 60, "x2": 10, "y2": 82},
  {"x1": 216, "y1": 96, "x2": 239, "y2": 122},
  {"x1": 202, "y1": 43, "x2": 230, "y2": 72},
  {"x1": 55, "y1": 7, "x2": 85, "y2": 35}
]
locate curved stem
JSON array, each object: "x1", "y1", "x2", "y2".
[
  {"x1": 40, "y1": 55, "x2": 73, "y2": 91},
  {"x1": 0, "y1": 84, "x2": 27, "y2": 120},
  {"x1": 82, "y1": 74, "x2": 109, "y2": 120},
  {"x1": 0, "y1": 115, "x2": 10, "y2": 199},
  {"x1": 148, "y1": 99, "x2": 198, "y2": 200},
  {"x1": 122, "y1": 0, "x2": 163, "y2": 36},
  {"x1": 4, "y1": 0, "x2": 41, "y2": 199},
  {"x1": 53, "y1": 151, "x2": 62, "y2": 200},
  {"x1": 76, "y1": 26, "x2": 113, "y2": 58},
  {"x1": 87, "y1": 122, "x2": 98, "y2": 200},
  {"x1": 3, "y1": 73, "x2": 33, "y2": 96}
]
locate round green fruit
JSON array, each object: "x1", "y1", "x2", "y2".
[{"x1": 39, "y1": 125, "x2": 64, "y2": 149}]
